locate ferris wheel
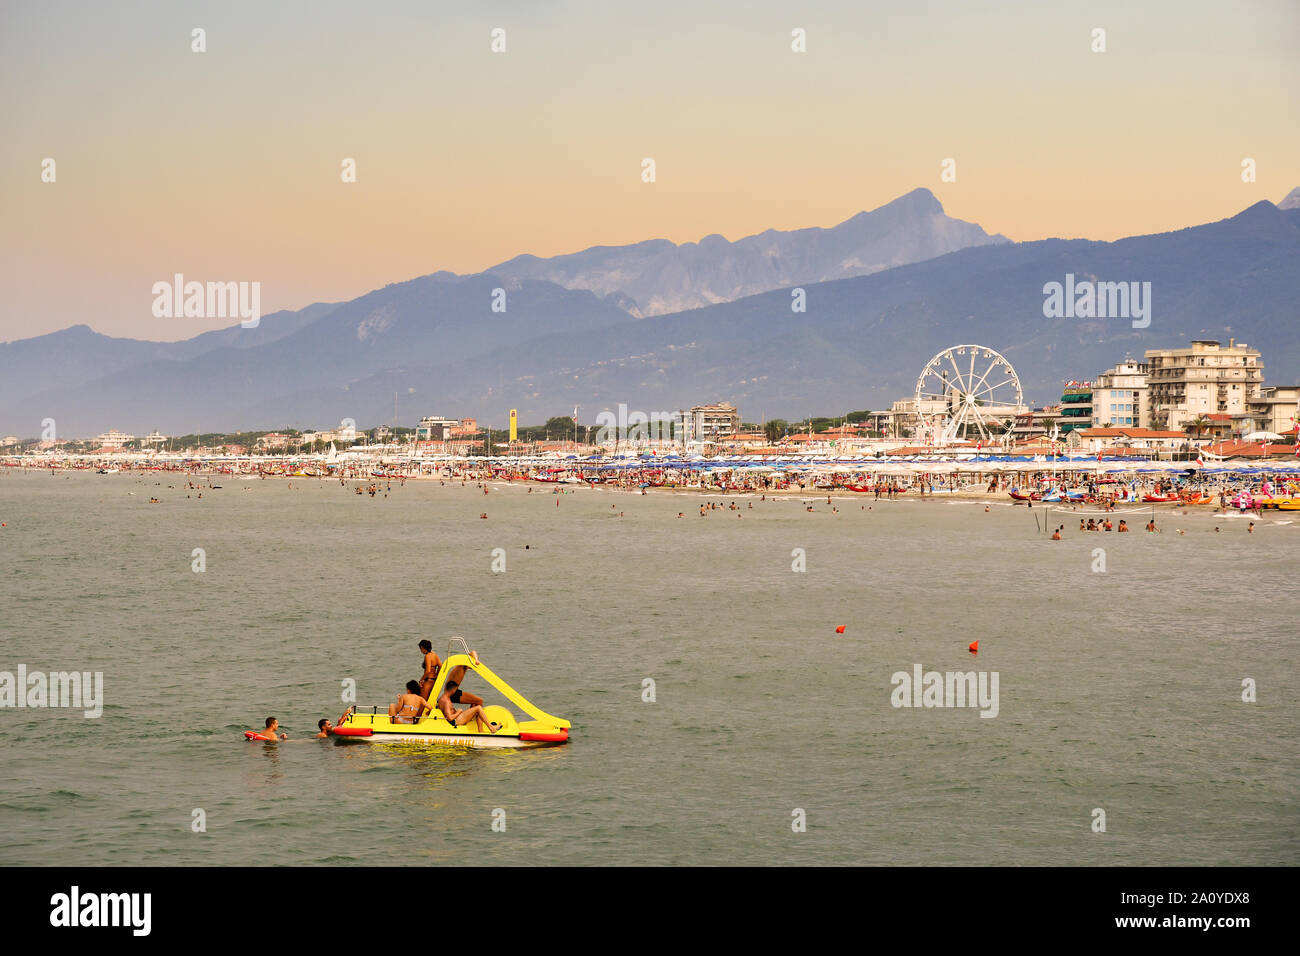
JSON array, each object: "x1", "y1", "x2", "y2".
[{"x1": 915, "y1": 345, "x2": 1022, "y2": 443}]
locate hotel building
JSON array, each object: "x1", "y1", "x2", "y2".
[{"x1": 1145, "y1": 339, "x2": 1263, "y2": 431}]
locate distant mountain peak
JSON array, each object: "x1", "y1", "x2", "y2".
[
  {"x1": 889, "y1": 186, "x2": 944, "y2": 212},
  {"x1": 485, "y1": 188, "x2": 1003, "y2": 316},
  {"x1": 1278, "y1": 187, "x2": 1300, "y2": 210}
]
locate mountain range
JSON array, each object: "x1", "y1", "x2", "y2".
[
  {"x1": 486, "y1": 187, "x2": 1007, "y2": 316},
  {"x1": 2, "y1": 188, "x2": 1298, "y2": 436}
]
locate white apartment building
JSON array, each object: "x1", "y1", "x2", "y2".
[
  {"x1": 1091, "y1": 358, "x2": 1149, "y2": 429},
  {"x1": 1234, "y1": 385, "x2": 1299, "y2": 438},
  {"x1": 95, "y1": 429, "x2": 135, "y2": 447},
  {"x1": 416, "y1": 416, "x2": 460, "y2": 441},
  {"x1": 1144, "y1": 339, "x2": 1263, "y2": 431},
  {"x1": 886, "y1": 397, "x2": 951, "y2": 439},
  {"x1": 688, "y1": 403, "x2": 739, "y2": 441}
]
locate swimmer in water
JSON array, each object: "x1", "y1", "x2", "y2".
[
  {"x1": 258, "y1": 716, "x2": 287, "y2": 741},
  {"x1": 316, "y1": 707, "x2": 355, "y2": 738}
]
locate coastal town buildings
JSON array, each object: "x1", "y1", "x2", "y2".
[
  {"x1": 94, "y1": 429, "x2": 134, "y2": 447},
  {"x1": 1072, "y1": 426, "x2": 1189, "y2": 455},
  {"x1": 1235, "y1": 385, "x2": 1299, "y2": 438},
  {"x1": 1010, "y1": 408, "x2": 1071, "y2": 442},
  {"x1": 1058, "y1": 382, "x2": 1094, "y2": 433},
  {"x1": 688, "y1": 403, "x2": 740, "y2": 441},
  {"x1": 884, "y1": 397, "x2": 949, "y2": 438},
  {"x1": 415, "y1": 416, "x2": 461, "y2": 441},
  {"x1": 1145, "y1": 339, "x2": 1263, "y2": 431},
  {"x1": 1091, "y1": 358, "x2": 1149, "y2": 428},
  {"x1": 256, "y1": 433, "x2": 294, "y2": 449}
]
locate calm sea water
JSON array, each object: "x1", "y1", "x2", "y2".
[{"x1": 0, "y1": 470, "x2": 1295, "y2": 865}]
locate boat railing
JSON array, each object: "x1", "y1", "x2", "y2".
[{"x1": 351, "y1": 704, "x2": 441, "y2": 721}]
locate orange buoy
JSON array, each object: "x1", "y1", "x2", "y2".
[
  {"x1": 835, "y1": 625, "x2": 846, "y2": 634},
  {"x1": 968, "y1": 641, "x2": 978, "y2": 654}
]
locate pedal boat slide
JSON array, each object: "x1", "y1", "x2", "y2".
[{"x1": 330, "y1": 652, "x2": 571, "y2": 749}]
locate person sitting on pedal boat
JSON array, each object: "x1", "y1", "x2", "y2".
[
  {"x1": 389, "y1": 681, "x2": 431, "y2": 724},
  {"x1": 441, "y1": 647, "x2": 485, "y2": 708}
]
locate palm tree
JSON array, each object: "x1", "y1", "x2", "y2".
[
  {"x1": 1187, "y1": 415, "x2": 1213, "y2": 442},
  {"x1": 1185, "y1": 415, "x2": 1213, "y2": 461}
]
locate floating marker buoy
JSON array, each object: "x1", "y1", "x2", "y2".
[
  {"x1": 835, "y1": 625, "x2": 846, "y2": 634},
  {"x1": 968, "y1": 641, "x2": 978, "y2": 654}
]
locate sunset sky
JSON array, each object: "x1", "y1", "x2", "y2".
[{"x1": 3, "y1": 0, "x2": 1298, "y2": 341}]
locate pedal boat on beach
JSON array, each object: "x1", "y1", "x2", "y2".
[{"x1": 332, "y1": 651, "x2": 570, "y2": 749}]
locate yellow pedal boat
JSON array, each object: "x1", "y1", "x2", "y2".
[{"x1": 333, "y1": 649, "x2": 570, "y2": 749}]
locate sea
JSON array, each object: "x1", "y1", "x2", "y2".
[{"x1": 0, "y1": 470, "x2": 1295, "y2": 865}]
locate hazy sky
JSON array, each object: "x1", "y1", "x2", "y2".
[{"x1": 2, "y1": 0, "x2": 1297, "y2": 341}]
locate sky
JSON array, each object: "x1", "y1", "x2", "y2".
[{"x1": 2, "y1": 0, "x2": 1298, "y2": 342}]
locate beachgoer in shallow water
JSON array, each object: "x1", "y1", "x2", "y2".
[
  {"x1": 258, "y1": 716, "x2": 287, "y2": 741},
  {"x1": 316, "y1": 707, "x2": 354, "y2": 737}
]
